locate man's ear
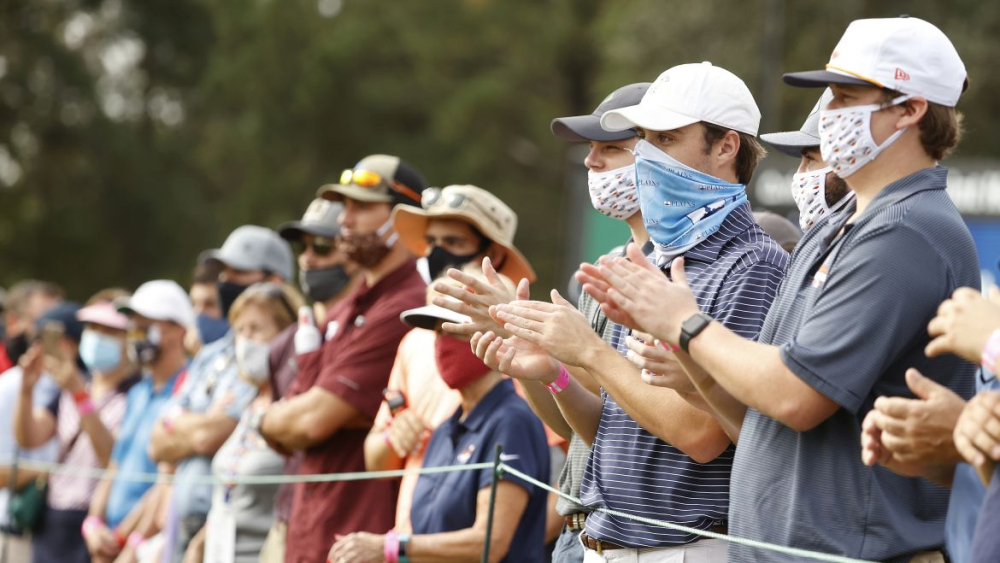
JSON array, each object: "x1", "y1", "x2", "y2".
[{"x1": 897, "y1": 96, "x2": 929, "y2": 129}]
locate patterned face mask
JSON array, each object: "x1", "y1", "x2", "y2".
[
  {"x1": 818, "y1": 95, "x2": 911, "y2": 178},
  {"x1": 633, "y1": 140, "x2": 747, "y2": 266},
  {"x1": 587, "y1": 163, "x2": 640, "y2": 220},
  {"x1": 790, "y1": 167, "x2": 856, "y2": 232}
]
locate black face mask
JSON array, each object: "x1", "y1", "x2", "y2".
[
  {"x1": 217, "y1": 281, "x2": 250, "y2": 318},
  {"x1": 4, "y1": 333, "x2": 29, "y2": 365},
  {"x1": 426, "y1": 246, "x2": 481, "y2": 282},
  {"x1": 300, "y1": 266, "x2": 352, "y2": 304}
]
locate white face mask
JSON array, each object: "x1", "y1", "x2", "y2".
[
  {"x1": 587, "y1": 164, "x2": 640, "y2": 220},
  {"x1": 235, "y1": 337, "x2": 271, "y2": 385},
  {"x1": 818, "y1": 95, "x2": 912, "y2": 178},
  {"x1": 791, "y1": 167, "x2": 857, "y2": 232}
]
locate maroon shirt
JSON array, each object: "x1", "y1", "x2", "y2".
[
  {"x1": 284, "y1": 258, "x2": 426, "y2": 563},
  {"x1": 267, "y1": 324, "x2": 300, "y2": 525}
]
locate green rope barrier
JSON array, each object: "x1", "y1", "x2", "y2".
[{"x1": 0, "y1": 456, "x2": 888, "y2": 562}]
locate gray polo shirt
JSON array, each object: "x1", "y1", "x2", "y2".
[{"x1": 730, "y1": 167, "x2": 979, "y2": 562}]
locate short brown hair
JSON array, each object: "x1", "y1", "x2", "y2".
[
  {"x1": 86, "y1": 287, "x2": 130, "y2": 307},
  {"x1": 881, "y1": 90, "x2": 963, "y2": 160},
  {"x1": 702, "y1": 123, "x2": 767, "y2": 184}
]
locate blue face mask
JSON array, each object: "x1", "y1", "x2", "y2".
[
  {"x1": 79, "y1": 329, "x2": 124, "y2": 373},
  {"x1": 633, "y1": 139, "x2": 747, "y2": 265},
  {"x1": 195, "y1": 314, "x2": 230, "y2": 346}
]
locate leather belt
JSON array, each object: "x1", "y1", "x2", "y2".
[
  {"x1": 580, "y1": 524, "x2": 728, "y2": 554},
  {"x1": 564, "y1": 512, "x2": 587, "y2": 531},
  {"x1": 579, "y1": 532, "x2": 624, "y2": 554}
]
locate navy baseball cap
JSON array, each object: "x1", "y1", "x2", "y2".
[
  {"x1": 36, "y1": 301, "x2": 84, "y2": 343},
  {"x1": 551, "y1": 82, "x2": 652, "y2": 142}
]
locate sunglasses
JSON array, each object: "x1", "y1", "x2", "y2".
[
  {"x1": 340, "y1": 168, "x2": 422, "y2": 204},
  {"x1": 422, "y1": 188, "x2": 505, "y2": 231},
  {"x1": 293, "y1": 236, "x2": 336, "y2": 257}
]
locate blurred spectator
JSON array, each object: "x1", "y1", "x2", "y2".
[
  {"x1": 149, "y1": 226, "x2": 293, "y2": 562},
  {"x1": 186, "y1": 262, "x2": 228, "y2": 357},
  {"x1": 14, "y1": 291, "x2": 138, "y2": 563},
  {"x1": 331, "y1": 296, "x2": 550, "y2": 563},
  {"x1": 759, "y1": 88, "x2": 854, "y2": 235},
  {"x1": 0, "y1": 302, "x2": 69, "y2": 562},
  {"x1": 184, "y1": 283, "x2": 303, "y2": 563},
  {"x1": 84, "y1": 281, "x2": 192, "y2": 563},
  {"x1": 0, "y1": 281, "x2": 64, "y2": 373},
  {"x1": 257, "y1": 198, "x2": 361, "y2": 563},
  {"x1": 363, "y1": 184, "x2": 534, "y2": 535},
  {"x1": 753, "y1": 211, "x2": 802, "y2": 253},
  {"x1": 259, "y1": 154, "x2": 428, "y2": 563}
]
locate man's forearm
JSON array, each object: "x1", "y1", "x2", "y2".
[
  {"x1": 149, "y1": 423, "x2": 195, "y2": 463},
  {"x1": 675, "y1": 352, "x2": 747, "y2": 443},
  {"x1": 80, "y1": 413, "x2": 116, "y2": 467},
  {"x1": 518, "y1": 380, "x2": 573, "y2": 441},
  {"x1": 552, "y1": 367, "x2": 604, "y2": 446},
  {"x1": 171, "y1": 412, "x2": 237, "y2": 456},
  {"x1": 363, "y1": 420, "x2": 403, "y2": 472},
  {"x1": 687, "y1": 323, "x2": 837, "y2": 431},
  {"x1": 580, "y1": 345, "x2": 730, "y2": 462},
  {"x1": 90, "y1": 468, "x2": 115, "y2": 517}
]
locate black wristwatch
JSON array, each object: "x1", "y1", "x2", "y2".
[{"x1": 679, "y1": 313, "x2": 713, "y2": 353}]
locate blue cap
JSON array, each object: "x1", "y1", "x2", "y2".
[{"x1": 37, "y1": 301, "x2": 84, "y2": 343}]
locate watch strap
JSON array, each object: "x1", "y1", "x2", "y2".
[{"x1": 679, "y1": 313, "x2": 713, "y2": 354}]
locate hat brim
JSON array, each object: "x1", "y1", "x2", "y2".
[
  {"x1": 600, "y1": 104, "x2": 699, "y2": 133},
  {"x1": 783, "y1": 69, "x2": 875, "y2": 89},
  {"x1": 278, "y1": 221, "x2": 339, "y2": 241},
  {"x1": 391, "y1": 206, "x2": 537, "y2": 283},
  {"x1": 551, "y1": 115, "x2": 637, "y2": 143},
  {"x1": 77, "y1": 304, "x2": 129, "y2": 331},
  {"x1": 759, "y1": 130, "x2": 820, "y2": 158},
  {"x1": 201, "y1": 249, "x2": 259, "y2": 273},
  {"x1": 317, "y1": 184, "x2": 393, "y2": 204},
  {"x1": 400, "y1": 305, "x2": 472, "y2": 330}
]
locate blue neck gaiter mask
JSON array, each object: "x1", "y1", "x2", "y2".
[{"x1": 633, "y1": 139, "x2": 747, "y2": 266}]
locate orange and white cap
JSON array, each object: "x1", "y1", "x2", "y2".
[{"x1": 783, "y1": 16, "x2": 967, "y2": 107}]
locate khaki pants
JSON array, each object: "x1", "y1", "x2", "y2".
[
  {"x1": 581, "y1": 538, "x2": 727, "y2": 563},
  {"x1": 259, "y1": 521, "x2": 287, "y2": 563},
  {"x1": 909, "y1": 552, "x2": 945, "y2": 563},
  {"x1": 0, "y1": 533, "x2": 31, "y2": 563}
]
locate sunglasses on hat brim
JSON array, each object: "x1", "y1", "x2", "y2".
[
  {"x1": 340, "y1": 168, "x2": 422, "y2": 204},
  {"x1": 421, "y1": 188, "x2": 505, "y2": 232}
]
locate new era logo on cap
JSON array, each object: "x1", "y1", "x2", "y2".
[{"x1": 784, "y1": 17, "x2": 967, "y2": 107}]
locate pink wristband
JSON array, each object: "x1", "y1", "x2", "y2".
[
  {"x1": 81, "y1": 515, "x2": 104, "y2": 538},
  {"x1": 983, "y1": 329, "x2": 1000, "y2": 373},
  {"x1": 76, "y1": 397, "x2": 96, "y2": 417},
  {"x1": 546, "y1": 364, "x2": 571, "y2": 394},
  {"x1": 127, "y1": 531, "x2": 145, "y2": 549},
  {"x1": 384, "y1": 529, "x2": 400, "y2": 563}
]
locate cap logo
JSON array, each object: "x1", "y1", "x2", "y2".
[{"x1": 894, "y1": 68, "x2": 911, "y2": 81}]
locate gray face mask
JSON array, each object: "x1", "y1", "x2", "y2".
[
  {"x1": 235, "y1": 337, "x2": 270, "y2": 385},
  {"x1": 300, "y1": 266, "x2": 352, "y2": 303}
]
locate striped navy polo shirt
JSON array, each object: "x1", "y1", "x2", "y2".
[
  {"x1": 730, "y1": 167, "x2": 980, "y2": 562},
  {"x1": 580, "y1": 203, "x2": 788, "y2": 548}
]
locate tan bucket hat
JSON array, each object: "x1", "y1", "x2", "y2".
[{"x1": 392, "y1": 184, "x2": 536, "y2": 283}]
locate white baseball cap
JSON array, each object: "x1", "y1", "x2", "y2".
[
  {"x1": 116, "y1": 280, "x2": 195, "y2": 328},
  {"x1": 601, "y1": 62, "x2": 761, "y2": 136},
  {"x1": 783, "y1": 16, "x2": 968, "y2": 107}
]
